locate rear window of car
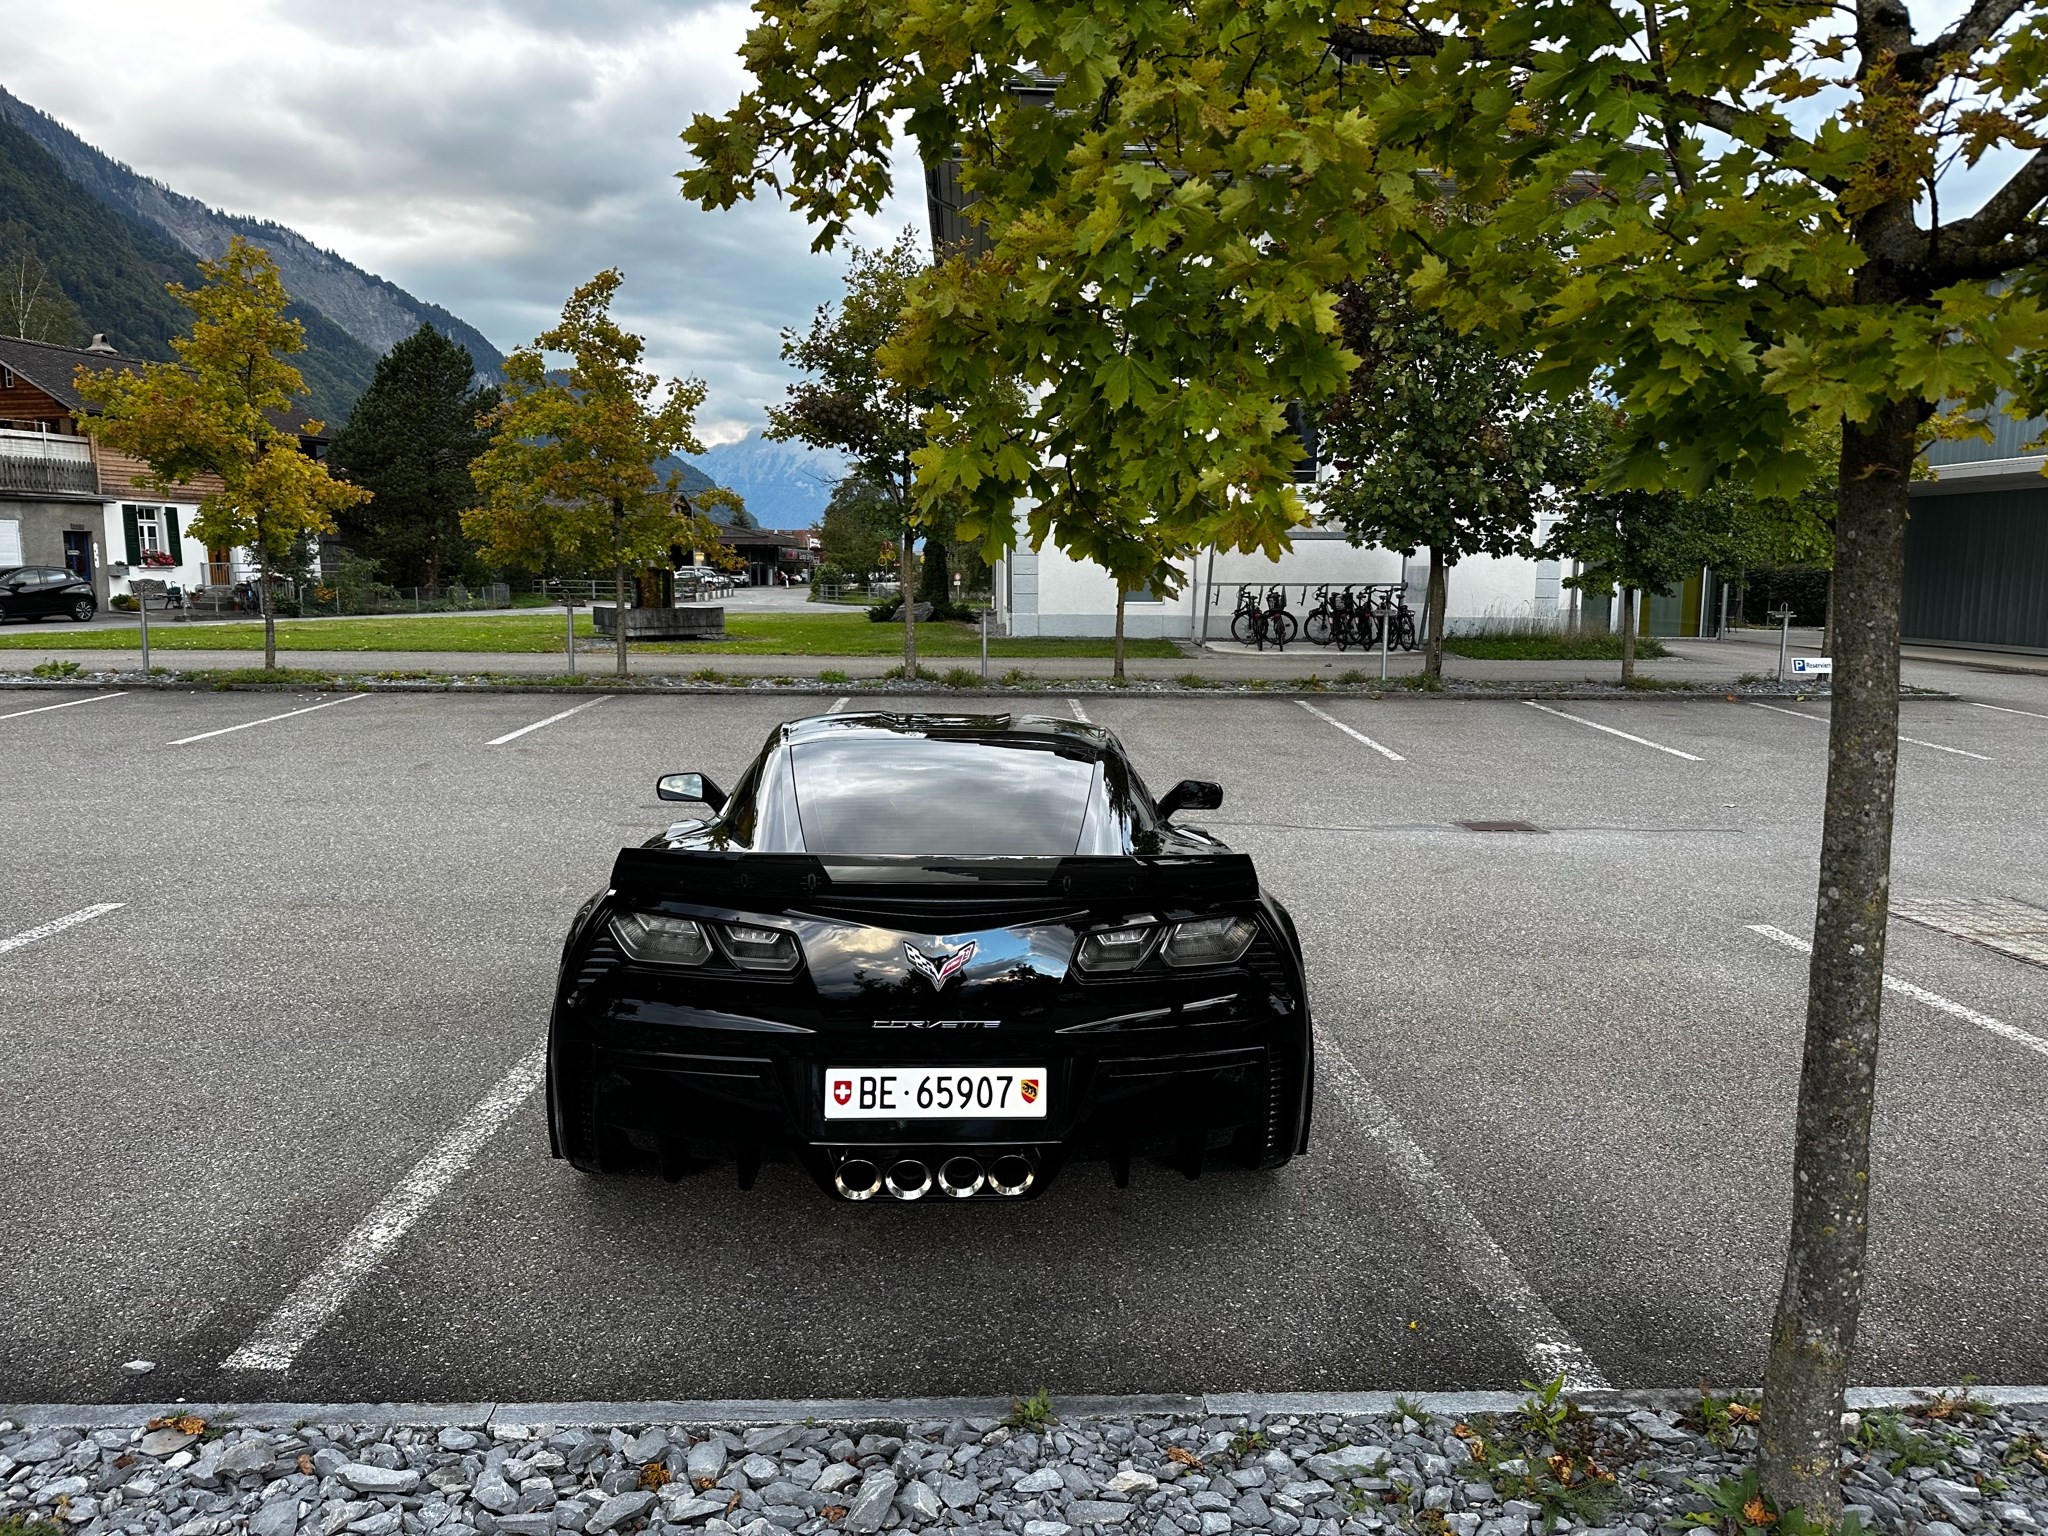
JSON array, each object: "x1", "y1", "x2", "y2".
[{"x1": 790, "y1": 737, "x2": 1098, "y2": 856}]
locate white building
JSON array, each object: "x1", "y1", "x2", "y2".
[{"x1": 992, "y1": 510, "x2": 1576, "y2": 640}]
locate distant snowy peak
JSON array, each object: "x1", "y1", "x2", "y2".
[{"x1": 689, "y1": 432, "x2": 847, "y2": 531}]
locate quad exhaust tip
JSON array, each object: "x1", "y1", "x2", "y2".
[
  {"x1": 884, "y1": 1158, "x2": 933, "y2": 1201},
  {"x1": 834, "y1": 1157, "x2": 882, "y2": 1201},
  {"x1": 833, "y1": 1150, "x2": 1036, "y2": 1199},
  {"x1": 988, "y1": 1152, "x2": 1035, "y2": 1197},
  {"x1": 936, "y1": 1155, "x2": 984, "y2": 1199}
]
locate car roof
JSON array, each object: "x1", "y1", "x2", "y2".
[{"x1": 777, "y1": 711, "x2": 1117, "y2": 757}]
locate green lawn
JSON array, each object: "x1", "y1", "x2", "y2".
[
  {"x1": 1442, "y1": 631, "x2": 1669, "y2": 661},
  {"x1": 0, "y1": 611, "x2": 1182, "y2": 659}
]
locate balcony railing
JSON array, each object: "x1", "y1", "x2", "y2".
[{"x1": 0, "y1": 430, "x2": 98, "y2": 497}]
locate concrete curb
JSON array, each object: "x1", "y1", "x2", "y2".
[
  {"x1": 6, "y1": 1386, "x2": 2046, "y2": 1431},
  {"x1": 0, "y1": 676, "x2": 1948, "y2": 705}
]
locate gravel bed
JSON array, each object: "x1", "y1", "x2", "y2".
[{"x1": 3, "y1": 1402, "x2": 2042, "y2": 1536}]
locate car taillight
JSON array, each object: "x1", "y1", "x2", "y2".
[
  {"x1": 610, "y1": 912, "x2": 714, "y2": 966},
  {"x1": 723, "y1": 923, "x2": 802, "y2": 972},
  {"x1": 1161, "y1": 915, "x2": 1258, "y2": 967},
  {"x1": 1076, "y1": 925, "x2": 1154, "y2": 973}
]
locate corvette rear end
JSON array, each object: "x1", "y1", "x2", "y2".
[{"x1": 545, "y1": 713, "x2": 1313, "y2": 1201}]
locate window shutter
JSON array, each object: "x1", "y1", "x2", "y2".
[
  {"x1": 122, "y1": 505, "x2": 140, "y2": 565},
  {"x1": 165, "y1": 510, "x2": 183, "y2": 564}
]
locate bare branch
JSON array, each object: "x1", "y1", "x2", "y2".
[
  {"x1": 1897, "y1": 0, "x2": 2032, "y2": 80},
  {"x1": 1945, "y1": 145, "x2": 2048, "y2": 247},
  {"x1": 1932, "y1": 220, "x2": 2048, "y2": 281}
]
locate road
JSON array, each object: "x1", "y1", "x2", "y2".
[{"x1": 2, "y1": 667, "x2": 2045, "y2": 1405}]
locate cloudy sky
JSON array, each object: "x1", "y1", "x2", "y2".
[{"x1": 1, "y1": 0, "x2": 929, "y2": 442}]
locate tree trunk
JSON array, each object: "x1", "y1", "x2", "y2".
[
  {"x1": 612, "y1": 497, "x2": 629, "y2": 679},
  {"x1": 1113, "y1": 587, "x2": 1127, "y2": 682},
  {"x1": 1758, "y1": 400, "x2": 1918, "y2": 1523},
  {"x1": 1620, "y1": 588, "x2": 1637, "y2": 685},
  {"x1": 1423, "y1": 550, "x2": 1448, "y2": 678},
  {"x1": 260, "y1": 545, "x2": 276, "y2": 671},
  {"x1": 900, "y1": 528, "x2": 919, "y2": 675}
]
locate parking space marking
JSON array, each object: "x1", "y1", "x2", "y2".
[
  {"x1": 0, "y1": 692, "x2": 127, "y2": 722},
  {"x1": 1296, "y1": 700, "x2": 1405, "y2": 761},
  {"x1": 222, "y1": 1042, "x2": 547, "y2": 1373},
  {"x1": 1314, "y1": 1026, "x2": 1612, "y2": 1390},
  {"x1": 0, "y1": 902, "x2": 125, "y2": 956},
  {"x1": 1747, "y1": 924, "x2": 2048, "y2": 1062},
  {"x1": 486, "y1": 694, "x2": 613, "y2": 746},
  {"x1": 1522, "y1": 701, "x2": 1701, "y2": 762},
  {"x1": 1068, "y1": 698, "x2": 1090, "y2": 723},
  {"x1": 1970, "y1": 702, "x2": 2048, "y2": 723},
  {"x1": 1749, "y1": 702, "x2": 1991, "y2": 760},
  {"x1": 828, "y1": 696, "x2": 850, "y2": 714},
  {"x1": 170, "y1": 693, "x2": 368, "y2": 746}
]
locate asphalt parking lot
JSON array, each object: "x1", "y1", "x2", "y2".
[{"x1": 3, "y1": 670, "x2": 2046, "y2": 1406}]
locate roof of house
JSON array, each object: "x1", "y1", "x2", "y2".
[
  {"x1": 0, "y1": 334, "x2": 146, "y2": 413},
  {"x1": 0, "y1": 334, "x2": 329, "y2": 442},
  {"x1": 718, "y1": 527, "x2": 818, "y2": 549}
]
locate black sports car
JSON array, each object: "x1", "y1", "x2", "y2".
[{"x1": 547, "y1": 711, "x2": 1313, "y2": 1201}]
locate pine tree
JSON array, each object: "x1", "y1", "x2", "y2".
[{"x1": 329, "y1": 325, "x2": 497, "y2": 590}]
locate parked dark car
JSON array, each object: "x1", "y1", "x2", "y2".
[
  {"x1": 547, "y1": 711, "x2": 1314, "y2": 1202},
  {"x1": 0, "y1": 566, "x2": 97, "y2": 623}
]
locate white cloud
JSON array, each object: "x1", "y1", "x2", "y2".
[{"x1": 1, "y1": 0, "x2": 928, "y2": 441}]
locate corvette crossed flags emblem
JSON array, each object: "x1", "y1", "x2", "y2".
[{"x1": 903, "y1": 939, "x2": 977, "y2": 989}]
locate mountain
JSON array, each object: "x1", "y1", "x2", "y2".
[
  {"x1": 0, "y1": 83, "x2": 504, "y2": 421},
  {"x1": 689, "y1": 432, "x2": 847, "y2": 530}
]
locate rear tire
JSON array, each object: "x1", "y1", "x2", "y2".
[
  {"x1": 550, "y1": 1040, "x2": 634, "y2": 1174},
  {"x1": 1268, "y1": 612, "x2": 1298, "y2": 646}
]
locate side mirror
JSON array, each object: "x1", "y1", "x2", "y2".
[
  {"x1": 1158, "y1": 779, "x2": 1223, "y2": 817},
  {"x1": 656, "y1": 771, "x2": 727, "y2": 810}
]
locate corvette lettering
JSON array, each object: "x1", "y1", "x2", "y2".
[
  {"x1": 904, "y1": 939, "x2": 977, "y2": 989},
  {"x1": 873, "y1": 1019, "x2": 999, "y2": 1030}
]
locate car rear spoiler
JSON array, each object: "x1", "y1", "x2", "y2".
[{"x1": 609, "y1": 847, "x2": 1260, "y2": 906}]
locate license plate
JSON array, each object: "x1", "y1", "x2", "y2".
[{"x1": 824, "y1": 1066, "x2": 1047, "y2": 1120}]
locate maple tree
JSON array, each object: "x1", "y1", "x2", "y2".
[
  {"x1": 468, "y1": 271, "x2": 726, "y2": 679},
  {"x1": 685, "y1": 0, "x2": 2048, "y2": 1516},
  {"x1": 77, "y1": 236, "x2": 369, "y2": 670}
]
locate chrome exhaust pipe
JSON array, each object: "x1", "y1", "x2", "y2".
[
  {"x1": 987, "y1": 1152, "x2": 1035, "y2": 1197},
  {"x1": 834, "y1": 1156, "x2": 883, "y2": 1201},
  {"x1": 936, "y1": 1155, "x2": 984, "y2": 1199},
  {"x1": 884, "y1": 1157, "x2": 933, "y2": 1201}
]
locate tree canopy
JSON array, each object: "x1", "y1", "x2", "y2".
[
  {"x1": 330, "y1": 324, "x2": 498, "y2": 590},
  {"x1": 469, "y1": 270, "x2": 727, "y2": 675},
  {"x1": 76, "y1": 235, "x2": 369, "y2": 669},
  {"x1": 1320, "y1": 266, "x2": 1575, "y2": 674}
]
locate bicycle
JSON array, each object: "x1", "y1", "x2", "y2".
[
  {"x1": 1302, "y1": 585, "x2": 1338, "y2": 647},
  {"x1": 1258, "y1": 585, "x2": 1298, "y2": 649}
]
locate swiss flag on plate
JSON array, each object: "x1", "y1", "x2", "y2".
[{"x1": 832, "y1": 1079, "x2": 852, "y2": 1105}]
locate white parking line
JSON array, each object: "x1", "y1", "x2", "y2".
[
  {"x1": 486, "y1": 694, "x2": 613, "y2": 746},
  {"x1": 827, "y1": 696, "x2": 850, "y2": 714},
  {"x1": 169, "y1": 693, "x2": 368, "y2": 746},
  {"x1": 0, "y1": 903, "x2": 125, "y2": 955},
  {"x1": 0, "y1": 692, "x2": 128, "y2": 722},
  {"x1": 223, "y1": 1042, "x2": 547, "y2": 1373},
  {"x1": 1522, "y1": 701, "x2": 1701, "y2": 762},
  {"x1": 1314, "y1": 1027, "x2": 1611, "y2": 1390},
  {"x1": 1067, "y1": 698, "x2": 1090, "y2": 723},
  {"x1": 1295, "y1": 700, "x2": 1405, "y2": 762},
  {"x1": 1746, "y1": 924, "x2": 2048, "y2": 1061},
  {"x1": 1970, "y1": 702, "x2": 2048, "y2": 723},
  {"x1": 1750, "y1": 702, "x2": 1991, "y2": 760}
]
